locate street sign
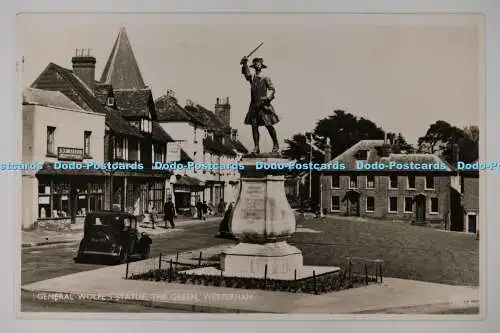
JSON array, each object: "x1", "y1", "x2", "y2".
[
  {"x1": 166, "y1": 142, "x2": 181, "y2": 162},
  {"x1": 57, "y1": 147, "x2": 84, "y2": 161}
]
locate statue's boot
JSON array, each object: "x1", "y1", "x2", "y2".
[
  {"x1": 251, "y1": 146, "x2": 260, "y2": 154},
  {"x1": 272, "y1": 143, "x2": 280, "y2": 153}
]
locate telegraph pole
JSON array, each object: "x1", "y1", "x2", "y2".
[{"x1": 307, "y1": 132, "x2": 313, "y2": 209}]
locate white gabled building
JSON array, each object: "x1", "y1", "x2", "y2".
[
  {"x1": 155, "y1": 92, "x2": 247, "y2": 216},
  {"x1": 22, "y1": 87, "x2": 106, "y2": 229}
]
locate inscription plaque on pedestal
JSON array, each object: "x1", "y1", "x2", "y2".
[{"x1": 241, "y1": 183, "x2": 266, "y2": 224}]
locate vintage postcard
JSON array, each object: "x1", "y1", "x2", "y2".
[{"x1": 16, "y1": 12, "x2": 483, "y2": 318}]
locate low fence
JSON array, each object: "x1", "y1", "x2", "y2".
[
  {"x1": 342, "y1": 256, "x2": 384, "y2": 284},
  {"x1": 124, "y1": 250, "x2": 219, "y2": 280},
  {"x1": 122, "y1": 250, "x2": 384, "y2": 295}
]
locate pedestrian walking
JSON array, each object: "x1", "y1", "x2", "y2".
[
  {"x1": 196, "y1": 200, "x2": 203, "y2": 220},
  {"x1": 148, "y1": 201, "x2": 156, "y2": 229},
  {"x1": 163, "y1": 198, "x2": 176, "y2": 229},
  {"x1": 202, "y1": 201, "x2": 208, "y2": 221}
]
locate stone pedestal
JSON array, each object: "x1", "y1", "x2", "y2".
[
  {"x1": 220, "y1": 241, "x2": 303, "y2": 277},
  {"x1": 181, "y1": 154, "x2": 339, "y2": 280},
  {"x1": 221, "y1": 154, "x2": 303, "y2": 277}
]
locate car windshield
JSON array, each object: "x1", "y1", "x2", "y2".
[{"x1": 88, "y1": 215, "x2": 122, "y2": 227}]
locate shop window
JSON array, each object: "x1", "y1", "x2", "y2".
[{"x1": 52, "y1": 181, "x2": 70, "y2": 218}]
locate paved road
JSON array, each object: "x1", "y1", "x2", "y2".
[{"x1": 21, "y1": 220, "x2": 236, "y2": 312}]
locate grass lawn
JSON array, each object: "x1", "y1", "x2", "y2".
[{"x1": 291, "y1": 216, "x2": 479, "y2": 286}]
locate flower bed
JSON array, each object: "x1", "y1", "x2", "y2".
[{"x1": 128, "y1": 265, "x2": 378, "y2": 294}]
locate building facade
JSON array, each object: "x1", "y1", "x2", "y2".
[
  {"x1": 321, "y1": 139, "x2": 456, "y2": 228},
  {"x1": 25, "y1": 25, "x2": 245, "y2": 226},
  {"x1": 28, "y1": 27, "x2": 182, "y2": 226},
  {"x1": 22, "y1": 88, "x2": 106, "y2": 229},
  {"x1": 460, "y1": 170, "x2": 479, "y2": 233},
  {"x1": 155, "y1": 92, "x2": 247, "y2": 216}
]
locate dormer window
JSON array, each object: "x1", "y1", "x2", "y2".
[
  {"x1": 106, "y1": 96, "x2": 115, "y2": 106},
  {"x1": 356, "y1": 150, "x2": 368, "y2": 160}
]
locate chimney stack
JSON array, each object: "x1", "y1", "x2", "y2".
[
  {"x1": 324, "y1": 137, "x2": 332, "y2": 162},
  {"x1": 72, "y1": 48, "x2": 96, "y2": 92},
  {"x1": 166, "y1": 89, "x2": 175, "y2": 98}
]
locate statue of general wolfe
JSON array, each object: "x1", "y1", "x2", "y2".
[{"x1": 240, "y1": 50, "x2": 280, "y2": 154}]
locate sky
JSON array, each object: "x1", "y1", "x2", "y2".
[{"x1": 17, "y1": 13, "x2": 481, "y2": 151}]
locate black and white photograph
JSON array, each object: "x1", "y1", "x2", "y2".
[{"x1": 17, "y1": 12, "x2": 482, "y2": 316}]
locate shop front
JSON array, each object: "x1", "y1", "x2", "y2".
[
  {"x1": 30, "y1": 163, "x2": 107, "y2": 228},
  {"x1": 172, "y1": 175, "x2": 205, "y2": 216},
  {"x1": 107, "y1": 170, "x2": 168, "y2": 216}
]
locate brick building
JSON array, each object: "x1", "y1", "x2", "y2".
[
  {"x1": 460, "y1": 169, "x2": 479, "y2": 233},
  {"x1": 320, "y1": 139, "x2": 457, "y2": 228}
]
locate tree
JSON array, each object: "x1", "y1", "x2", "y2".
[
  {"x1": 395, "y1": 133, "x2": 415, "y2": 153},
  {"x1": 309, "y1": 109, "x2": 385, "y2": 159},
  {"x1": 417, "y1": 121, "x2": 479, "y2": 164}
]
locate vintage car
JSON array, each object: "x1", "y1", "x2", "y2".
[{"x1": 74, "y1": 211, "x2": 152, "y2": 264}]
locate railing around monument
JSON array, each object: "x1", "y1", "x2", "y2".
[
  {"x1": 343, "y1": 256, "x2": 384, "y2": 284},
  {"x1": 124, "y1": 251, "x2": 218, "y2": 280},
  {"x1": 123, "y1": 250, "x2": 384, "y2": 294}
]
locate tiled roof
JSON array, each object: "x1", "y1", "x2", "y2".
[
  {"x1": 182, "y1": 104, "x2": 211, "y2": 126},
  {"x1": 229, "y1": 139, "x2": 248, "y2": 154},
  {"x1": 152, "y1": 121, "x2": 172, "y2": 142},
  {"x1": 113, "y1": 88, "x2": 154, "y2": 118},
  {"x1": 380, "y1": 154, "x2": 448, "y2": 165},
  {"x1": 154, "y1": 95, "x2": 204, "y2": 125},
  {"x1": 331, "y1": 140, "x2": 384, "y2": 166},
  {"x1": 100, "y1": 27, "x2": 147, "y2": 89},
  {"x1": 22, "y1": 87, "x2": 84, "y2": 112},
  {"x1": 94, "y1": 83, "x2": 113, "y2": 105},
  {"x1": 203, "y1": 137, "x2": 237, "y2": 156},
  {"x1": 103, "y1": 106, "x2": 143, "y2": 138},
  {"x1": 186, "y1": 104, "x2": 228, "y2": 130},
  {"x1": 330, "y1": 139, "x2": 453, "y2": 172},
  {"x1": 175, "y1": 175, "x2": 203, "y2": 186},
  {"x1": 30, "y1": 62, "x2": 143, "y2": 139}
]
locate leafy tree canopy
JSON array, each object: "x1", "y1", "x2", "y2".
[{"x1": 282, "y1": 109, "x2": 415, "y2": 164}]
